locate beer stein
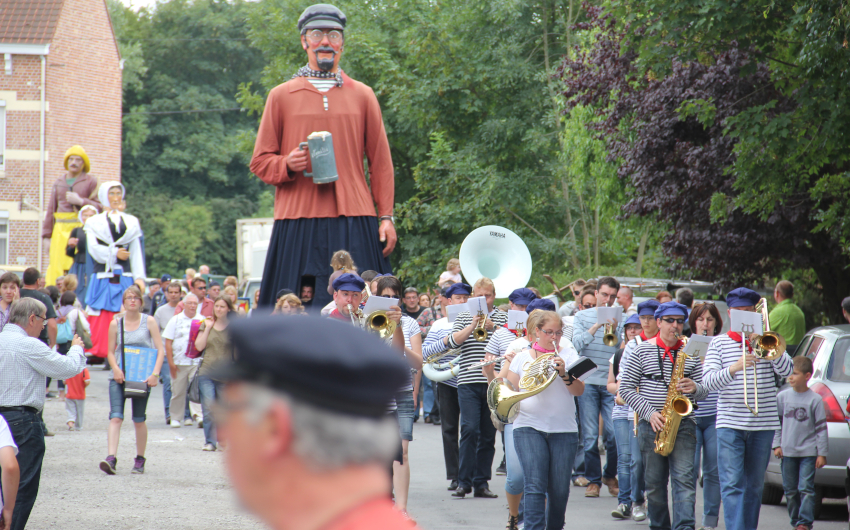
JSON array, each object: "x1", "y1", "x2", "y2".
[{"x1": 298, "y1": 131, "x2": 338, "y2": 184}]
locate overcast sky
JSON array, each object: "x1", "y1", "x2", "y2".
[{"x1": 119, "y1": 0, "x2": 159, "y2": 10}]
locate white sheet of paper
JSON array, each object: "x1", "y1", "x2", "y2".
[
  {"x1": 596, "y1": 306, "x2": 623, "y2": 324},
  {"x1": 363, "y1": 296, "x2": 398, "y2": 315},
  {"x1": 508, "y1": 310, "x2": 528, "y2": 330},
  {"x1": 683, "y1": 334, "x2": 713, "y2": 360},
  {"x1": 447, "y1": 303, "x2": 469, "y2": 323},
  {"x1": 467, "y1": 296, "x2": 487, "y2": 314},
  {"x1": 730, "y1": 309, "x2": 763, "y2": 335}
]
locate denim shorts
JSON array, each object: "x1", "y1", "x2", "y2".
[
  {"x1": 108, "y1": 379, "x2": 149, "y2": 423},
  {"x1": 396, "y1": 390, "x2": 414, "y2": 441}
]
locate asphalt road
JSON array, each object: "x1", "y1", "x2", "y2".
[{"x1": 28, "y1": 370, "x2": 849, "y2": 529}]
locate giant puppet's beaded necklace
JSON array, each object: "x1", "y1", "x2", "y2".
[{"x1": 291, "y1": 65, "x2": 344, "y2": 87}]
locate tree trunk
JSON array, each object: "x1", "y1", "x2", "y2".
[
  {"x1": 807, "y1": 236, "x2": 850, "y2": 325},
  {"x1": 636, "y1": 227, "x2": 649, "y2": 278},
  {"x1": 593, "y1": 202, "x2": 600, "y2": 270}
]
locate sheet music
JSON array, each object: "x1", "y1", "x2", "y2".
[
  {"x1": 363, "y1": 296, "x2": 398, "y2": 315},
  {"x1": 596, "y1": 306, "x2": 623, "y2": 324},
  {"x1": 730, "y1": 309, "x2": 763, "y2": 336},
  {"x1": 682, "y1": 334, "x2": 713, "y2": 360},
  {"x1": 467, "y1": 296, "x2": 487, "y2": 314},
  {"x1": 447, "y1": 303, "x2": 470, "y2": 323},
  {"x1": 508, "y1": 310, "x2": 528, "y2": 330}
]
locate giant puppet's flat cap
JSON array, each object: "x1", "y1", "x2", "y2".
[
  {"x1": 212, "y1": 315, "x2": 409, "y2": 417},
  {"x1": 297, "y1": 4, "x2": 347, "y2": 32}
]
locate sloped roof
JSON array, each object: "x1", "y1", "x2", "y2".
[{"x1": 0, "y1": 0, "x2": 64, "y2": 45}]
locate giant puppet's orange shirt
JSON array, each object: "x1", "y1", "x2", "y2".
[{"x1": 249, "y1": 74, "x2": 394, "y2": 220}]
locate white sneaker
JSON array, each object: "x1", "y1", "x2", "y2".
[
  {"x1": 170, "y1": 420, "x2": 182, "y2": 428},
  {"x1": 183, "y1": 418, "x2": 193, "y2": 426},
  {"x1": 632, "y1": 502, "x2": 647, "y2": 521},
  {"x1": 202, "y1": 443, "x2": 216, "y2": 451}
]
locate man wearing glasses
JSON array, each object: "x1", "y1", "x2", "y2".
[
  {"x1": 619, "y1": 301, "x2": 707, "y2": 530},
  {"x1": 0, "y1": 298, "x2": 86, "y2": 530},
  {"x1": 572, "y1": 276, "x2": 623, "y2": 498},
  {"x1": 175, "y1": 277, "x2": 213, "y2": 318},
  {"x1": 250, "y1": 4, "x2": 395, "y2": 312}
]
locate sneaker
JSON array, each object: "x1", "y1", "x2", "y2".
[
  {"x1": 183, "y1": 418, "x2": 193, "y2": 426},
  {"x1": 46, "y1": 391, "x2": 57, "y2": 399},
  {"x1": 496, "y1": 457, "x2": 507, "y2": 476},
  {"x1": 585, "y1": 484, "x2": 600, "y2": 497},
  {"x1": 506, "y1": 514, "x2": 519, "y2": 530},
  {"x1": 611, "y1": 504, "x2": 631, "y2": 519},
  {"x1": 131, "y1": 455, "x2": 145, "y2": 474},
  {"x1": 632, "y1": 502, "x2": 647, "y2": 522},
  {"x1": 573, "y1": 476, "x2": 590, "y2": 487},
  {"x1": 193, "y1": 414, "x2": 203, "y2": 428},
  {"x1": 602, "y1": 476, "x2": 619, "y2": 496},
  {"x1": 171, "y1": 420, "x2": 182, "y2": 428},
  {"x1": 202, "y1": 443, "x2": 216, "y2": 452},
  {"x1": 99, "y1": 455, "x2": 117, "y2": 475}
]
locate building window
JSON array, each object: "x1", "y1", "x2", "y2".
[
  {"x1": 0, "y1": 212, "x2": 8, "y2": 265},
  {"x1": 0, "y1": 100, "x2": 5, "y2": 170}
]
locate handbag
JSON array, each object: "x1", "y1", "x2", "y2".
[
  {"x1": 185, "y1": 318, "x2": 206, "y2": 359},
  {"x1": 120, "y1": 318, "x2": 150, "y2": 399},
  {"x1": 188, "y1": 355, "x2": 203, "y2": 404}
]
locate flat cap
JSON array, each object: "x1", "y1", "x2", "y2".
[
  {"x1": 214, "y1": 315, "x2": 409, "y2": 417},
  {"x1": 160, "y1": 274, "x2": 172, "y2": 282},
  {"x1": 526, "y1": 298, "x2": 556, "y2": 313},
  {"x1": 297, "y1": 4, "x2": 346, "y2": 32},
  {"x1": 445, "y1": 283, "x2": 472, "y2": 297},
  {"x1": 637, "y1": 299, "x2": 660, "y2": 316},
  {"x1": 654, "y1": 301, "x2": 689, "y2": 319},
  {"x1": 726, "y1": 287, "x2": 760, "y2": 308},
  {"x1": 508, "y1": 288, "x2": 537, "y2": 306},
  {"x1": 625, "y1": 313, "x2": 641, "y2": 326},
  {"x1": 332, "y1": 272, "x2": 365, "y2": 292}
]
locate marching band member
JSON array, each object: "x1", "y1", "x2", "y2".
[
  {"x1": 689, "y1": 302, "x2": 724, "y2": 530},
  {"x1": 619, "y1": 301, "x2": 708, "y2": 530},
  {"x1": 421, "y1": 284, "x2": 470, "y2": 490},
  {"x1": 499, "y1": 310, "x2": 583, "y2": 530},
  {"x1": 572, "y1": 276, "x2": 623, "y2": 497},
  {"x1": 702, "y1": 288, "x2": 792, "y2": 530},
  {"x1": 446, "y1": 278, "x2": 507, "y2": 499}
]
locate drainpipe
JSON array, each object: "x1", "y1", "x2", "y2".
[{"x1": 37, "y1": 54, "x2": 46, "y2": 270}]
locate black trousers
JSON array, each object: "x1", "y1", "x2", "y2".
[{"x1": 437, "y1": 383, "x2": 460, "y2": 481}]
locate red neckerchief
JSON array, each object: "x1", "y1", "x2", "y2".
[
  {"x1": 328, "y1": 309, "x2": 349, "y2": 321},
  {"x1": 653, "y1": 336, "x2": 682, "y2": 363},
  {"x1": 531, "y1": 341, "x2": 556, "y2": 353},
  {"x1": 506, "y1": 328, "x2": 526, "y2": 338},
  {"x1": 727, "y1": 331, "x2": 753, "y2": 353},
  {"x1": 639, "y1": 330, "x2": 655, "y2": 342}
]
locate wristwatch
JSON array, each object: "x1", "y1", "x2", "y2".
[{"x1": 380, "y1": 215, "x2": 395, "y2": 224}]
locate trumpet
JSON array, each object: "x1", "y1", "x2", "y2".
[
  {"x1": 473, "y1": 309, "x2": 488, "y2": 342},
  {"x1": 364, "y1": 309, "x2": 397, "y2": 340},
  {"x1": 603, "y1": 322, "x2": 617, "y2": 347},
  {"x1": 743, "y1": 298, "x2": 787, "y2": 416}
]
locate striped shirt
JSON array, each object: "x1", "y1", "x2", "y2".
[
  {"x1": 399, "y1": 315, "x2": 422, "y2": 392},
  {"x1": 307, "y1": 79, "x2": 335, "y2": 111},
  {"x1": 619, "y1": 338, "x2": 708, "y2": 423},
  {"x1": 572, "y1": 308, "x2": 624, "y2": 386},
  {"x1": 422, "y1": 318, "x2": 459, "y2": 388},
  {"x1": 702, "y1": 333, "x2": 792, "y2": 431},
  {"x1": 448, "y1": 309, "x2": 508, "y2": 385},
  {"x1": 613, "y1": 336, "x2": 644, "y2": 421},
  {"x1": 693, "y1": 390, "x2": 719, "y2": 418}
]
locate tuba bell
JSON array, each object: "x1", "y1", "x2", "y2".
[{"x1": 459, "y1": 225, "x2": 532, "y2": 299}]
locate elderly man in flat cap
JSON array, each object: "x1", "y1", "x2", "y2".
[
  {"x1": 43, "y1": 145, "x2": 102, "y2": 286},
  {"x1": 213, "y1": 316, "x2": 420, "y2": 530},
  {"x1": 250, "y1": 3, "x2": 396, "y2": 313}
]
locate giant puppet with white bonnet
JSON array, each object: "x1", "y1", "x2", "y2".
[{"x1": 84, "y1": 181, "x2": 146, "y2": 357}]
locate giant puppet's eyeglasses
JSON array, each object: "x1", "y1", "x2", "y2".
[{"x1": 304, "y1": 29, "x2": 343, "y2": 44}]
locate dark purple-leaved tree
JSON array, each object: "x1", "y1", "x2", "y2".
[{"x1": 560, "y1": 5, "x2": 849, "y2": 322}]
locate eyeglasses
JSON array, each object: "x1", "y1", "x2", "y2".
[
  {"x1": 661, "y1": 318, "x2": 685, "y2": 325},
  {"x1": 539, "y1": 329, "x2": 564, "y2": 337},
  {"x1": 581, "y1": 303, "x2": 594, "y2": 309},
  {"x1": 124, "y1": 296, "x2": 142, "y2": 302},
  {"x1": 573, "y1": 290, "x2": 581, "y2": 296},
  {"x1": 33, "y1": 314, "x2": 47, "y2": 328},
  {"x1": 305, "y1": 29, "x2": 343, "y2": 43}
]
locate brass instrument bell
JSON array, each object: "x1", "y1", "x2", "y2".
[
  {"x1": 365, "y1": 310, "x2": 397, "y2": 340},
  {"x1": 473, "y1": 310, "x2": 488, "y2": 342},
  {"x1": 602, "y1": 322, "x2": 617, "y2": 347}
]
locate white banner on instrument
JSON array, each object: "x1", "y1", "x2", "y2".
[
  {"x1": 596, "y1": 306, "x2": 623, "y2": 324},
  {"x1": 683, "y1": 334, "x2": 713, "y2": 360},
  {"x1": 467, "y1": 296, "x2": 487, "y2": 314},
  {"x1": 508, "y1": 310, "x2": 527, "y2": 330},
  {"x1": 447, "y1": 303, "x2": 470, "y2": 323},
  {"x1": 363, "y1": 296, "x2": 398, "y2": 315},
  {"x1": 730, "y1": 309, "x2": 763, "y2": 336}
]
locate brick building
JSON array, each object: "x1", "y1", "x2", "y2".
[{"x1": 0, "y1": 0, "x2": 121, "y2": 272}]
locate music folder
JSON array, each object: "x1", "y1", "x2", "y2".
[
  {"x1": 596, "y1": 306, "x2": 623, "y2": 324},
  {"x1": 682, "y1": 334, "x2": 713, "y2": 360},
  {"x1": 566, "y1": 357, "x2": 598, "y2": 382},
  {"x1": 447, "y1": 303, "x2": 470, "y2": 323},
  {"x1": 508, "y1": 310, "x2": 527, "y2": 330},
  {"x1": 363, "y1": 296, "x2": 398, "y2": 315},
  {"x1": 730, "y1": 309, "x2": 763, "y2": 335}
]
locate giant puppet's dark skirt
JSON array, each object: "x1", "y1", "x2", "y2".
[{"x1": 259, "y1": 216, "x2": 392, "y2": 311}]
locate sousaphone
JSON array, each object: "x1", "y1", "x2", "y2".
[{"x1": 459, "y1": 226, "x2": 532, "y2": 298}]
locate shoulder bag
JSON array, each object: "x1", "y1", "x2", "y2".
[{"x1": 121, "y1": 318, "x2": 150, "y2": 399}]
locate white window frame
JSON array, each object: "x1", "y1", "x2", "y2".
[
  {"x1": 0, "y1": 211, "x2": 9, "y2": 265},
  {"x1": 0, "y1": 100, "x2": 6, "y2": 171}
]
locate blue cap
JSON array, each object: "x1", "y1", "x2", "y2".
[
  {"x1": 726, "y1": 287, "x2": 760, "y2": 308},
  {"x1": 446, "y1": 283, "x2": 472, "y2": 297},
  {"x1": 654, "y1": 301, "x2": 689, "y2": 319},
  {"x1": 637, "y1": 299, "x2": 660, "y2": 316},
  {"x1": 509, "y1": 288, "x2": 537, "y2": 306},
  {"x1": 625, "y1": 313, "x2": 641, "y2": 326},
  {"x1": 332, "y1": 272, "x2": 365, "y2": 293},
  {"x1": 212, "y1": 315, "x2": 408, "y2": 418},
  {"x1": 161, "y1": 274, "x2": 172, "y2": 282},
  {"x1": 526, "y1": 298, "x2": 556, "y2": 314}
]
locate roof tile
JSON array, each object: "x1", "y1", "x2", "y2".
[{"x1": 0, "y1": 0, "x2": 64, "y2": 45}]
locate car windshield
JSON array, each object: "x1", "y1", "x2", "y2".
[{"x1": 826, "y1": 336, "x2": 850, "y2": 383}]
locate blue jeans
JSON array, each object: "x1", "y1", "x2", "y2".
[
  {"x1": 716, "y1": 428, "x2": 774, "y2": 530},
  {"x1": 614, "y1": 418, "x2": 645, "y2": 507},
  {"x1": 108, "y1": 379, "x2": 149, "y2": 423},
  {"x1": 638, "y1": 419, "x2": 697, "y2": 530},
  {"x1": 513, "y1": 428, "x2": 578, "y2": 530},
  {"x1": 0, "y1": 409, "x2": 46, "y2": 530},
  {"x1": 504, "y1": 423, "x2": 524, "y2": 495},
  {"x1": 693, "y1": 415, "x2": 721, "y2": 527},
  {"x1": 578, "y1": 383, "x2": 617, "y2": 485},
  {"x1": 198, "y1": 376, "x2": 224, "y2": 447},
  {"x1": 457, "y1": 383, "x2": 497, "y2": 489},
  {"x1": 782, "y1": 456, "x2": 816, "y2": 528}
]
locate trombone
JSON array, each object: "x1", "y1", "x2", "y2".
[{"x1": 742, "y1": 298, "x2": 786, "y2": 416}]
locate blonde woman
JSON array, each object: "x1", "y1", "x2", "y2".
[
  {"x1": 223, "y1": 285, "x2": 246, "y2": 316},
  {"x1": 274, "y1": 294, "x2": 304, "y2": 315}
]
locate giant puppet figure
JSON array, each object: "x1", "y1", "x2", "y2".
[
  {"x1": 43, "y1": 145, "x2": 103, "y2": 286},
  {"x1": 250, "y1": 4, "x2": 396, "y2": 310},
  {"x1": 84, "y1": 181, "x2": 146, "y2": 358}
]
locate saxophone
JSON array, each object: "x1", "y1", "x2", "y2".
[{"x1": 654, "y1": 333, "x2": 693, "y2": 456}]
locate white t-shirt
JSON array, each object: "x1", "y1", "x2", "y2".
[
  {"x1": 0, "y1": 417, "x2": 18, "y2": 510},
  {"x1": 162, "y1": 312, "x2": 204, "y2": 366},
  {"x1": 509, "y1": 339, "x2": 579, "y2": 433}
]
